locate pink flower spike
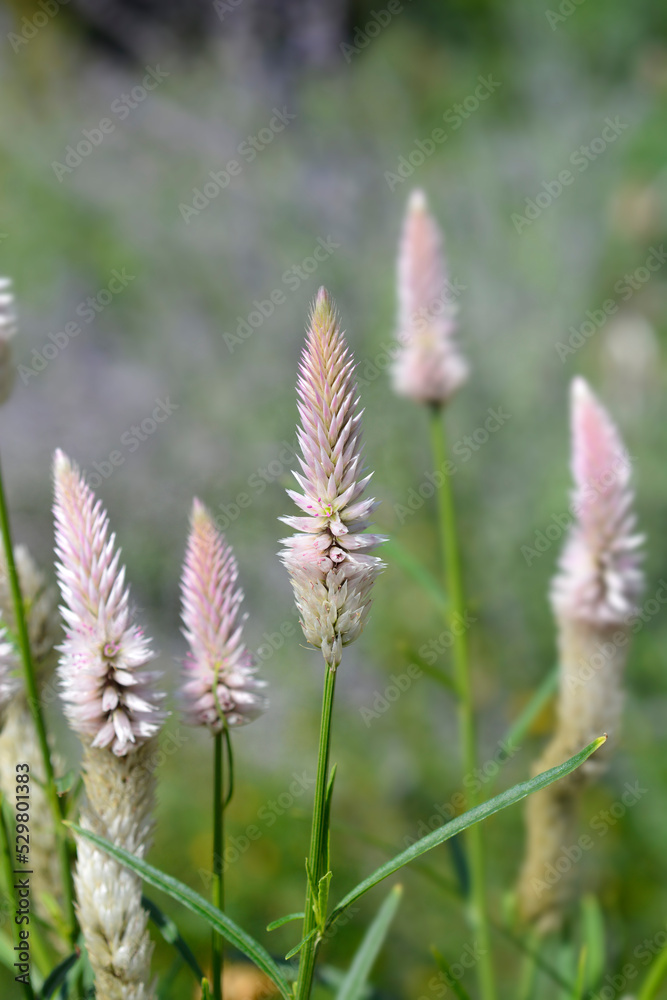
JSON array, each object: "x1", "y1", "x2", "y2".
[
  {"x1": 280, "y1": 287, "x2": 384, "y2": 667},
  {"x1": 551, "y1": 377, "x2": 644, "y2": 627},
  {"x1": 392, "y1": 189, "x2": 468, "y2": 406},
  {"x1": 179, "y1": 499, "x2": 266, "y2": 733},
  {"x1": 53, "y1": 450, "x2": 166, "y2": 756}
]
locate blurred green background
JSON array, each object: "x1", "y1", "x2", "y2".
[{"x1": 1, "y1": 0, "x2": 667, "y2": 996}]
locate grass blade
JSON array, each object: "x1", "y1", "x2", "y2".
[
  {"x1": 639, "y1": 942, "x2": 667, "y2": 1000},
  {"x1": 267, "y1": 913, "x2": 305, "y2": 932},
  {"x1": 67, "y1": 823, "x2": 291, "y2": 1000},
  {"x1": 336, "y1": 885, "x2": 403, "y2": 1000},
  {"x1": 142, "y1": 895, "x2": 204, "y2": 982},
  {"x1": 38, "y1": 952, "x2": 81, "y2": 999},
  {"x1": 327, "y1": 737, "x2": 605, "y2": 928}
]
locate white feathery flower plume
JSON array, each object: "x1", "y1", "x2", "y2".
[
  {"x1": 280, "y1": 287, "x2": 384, "y2": 668},
  {"x1": 53, "y1": 449, "x2": 165, "y2": 756},
  {"x1": 53, "y1": 450, "x2": 165, "y2": 999},
  {"x1": 391, "y1": 189, "x2": 468, "y2": 406}
]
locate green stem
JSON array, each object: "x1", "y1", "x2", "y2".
[
  {"x1": 295, "y1": 658, "x2": 337, "y2": 1000},
  {"x1": 429, "y1": 406, "x2": 496, "y2": 1000},
  {"x1": 0, "y1": 794, "x2": 35, "y2": 999},
  {"x1": 0, "y1": 457, "x2": 77, "y2": 948},
  {"x1": 212, "y1": 731, "x2": 225, "y2": 1000}
]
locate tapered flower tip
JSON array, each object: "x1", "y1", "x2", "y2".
[
  {"x1": 551, "y1": 379, "x2": 643, "y2": 625},
  {"x1": 392, "y1": 190, "x2": 468, "y2": 406},
  {"x1": 180, "y1": 499, "x2": 266, "y2": 732},
  {"x1": 53, "y1": 450, "x2": 166, "y2": 755}
]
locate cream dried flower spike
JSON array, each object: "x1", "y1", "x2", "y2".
[{"x1": 518, "y1": 378, "x2": 644, "y2": 929}]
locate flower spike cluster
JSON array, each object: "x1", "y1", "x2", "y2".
[
  {"x1": 180, "y1": 499, "x2": 266, "y2": 732},
  {"x1": 53, "y1": 450, "x2": 165, "y2": 756},
  {"x1": 518, "y1": 378, "x2": 644, "y2": 930},
  {"x1": 280, "y1": 287, "x2": 384, "y2": 667},
  {"x1": 392, "y1": 189, "x2": 468, "y2": 406},
  {"x1": 551, "y1": 377, "x2": 644, "y2": 627}
]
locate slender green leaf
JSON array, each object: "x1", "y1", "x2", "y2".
[
  {"x1": 501, "y1": 666, "x2": 558, "y2": 756},
  {"x1": 201, "y1": 978, "x2": 212, "y2": 1000},
  {"x1": 431, "y1": 946, "x2": 472, "y2": 1000},
  {"x1": 38, "y1": 952, "x2": 81, "y2": 999},
  {"x1": 267, "y1": 912, "x2": 305, "y2": 932},
  {"x1": 639, "y1": 942, "x2": 667, "y2": 1000},
  {"x1": 571, "y1": 945, "x2": 587, "y2": 1000},
  {"x1": 66, "y1": 823, "x2": 292, "y2": 1000},
  {"x1": 337, "y1": 885, "x2": 402, "y2": 1000},
  {"x1": 580, "y1": 895, "x2": 605, "y2": 992},
  {"x1": 142, "y1": 895, "x2": 203, "y2": 982},
  {"x1": 384, "y1": 538, "x2": 448, "y2": 612},
  {"x1": 54, "y1": 770, "x2": 77, "y2": 797},
  {"x1": 285, "y1": 928, "x2": 318, "y2": 961},
  {"x1": 327, "y1": 737, "x2": 605, "y2": 928}
]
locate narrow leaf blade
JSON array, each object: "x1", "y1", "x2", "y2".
[
  {"x1": 38, "y1": 951, "x2": 81, "y2": 999},
  {"x1": 267, "y1": 913, "x2": 305, "y2": 932},
  {"x1": 327, "y1": 737, "x2": 605, "y2": 927},
  {"x1": 142, "y1": 894, "x2": 204, "y2": 982},
  {"x1": 337, "y1": 885, "x2": 403, "y2": 1000},
  {"x1": 67, "y1": 823, "x2": 291, "y2": 1000}
]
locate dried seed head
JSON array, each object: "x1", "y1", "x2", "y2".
[
  {"x1": 53, "y1": 450, "x2": 166, "y2": 756},
  {"x1": 280, "y1": 288, "x2": 384, "y2": 667},
  {"x1": 0, "y1": 277, "x2": 17, "y2": 406},
  {"x1": 391, "y1": 190, "x2": 468, "y2": 406},
  {"x1": 0, "y1": 544, "x2": 59, "y2": 712},
  {"x1": 518, "y1": 379, "x2": 644, "y2": 930},
  {"x1": 179, "y1": 499, "x2": 266, "y2": 732}
]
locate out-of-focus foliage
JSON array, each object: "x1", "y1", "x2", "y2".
[{"x1": 1, "y1": 0, "x2": 667, "y2": 996}]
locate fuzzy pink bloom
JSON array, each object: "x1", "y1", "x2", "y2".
[
  {"x1": 180, "y1": 500, "x2": 266, "y2": 732},
  {"x1": 280, "y1": 287, "x2": 384, "y2": 667},
  {"x1": 53, "y1": 450, "x2": 165, "y2": 756},
  {"x1": 551, "y1": 377, "x2": 644, "y2": 626},
  {"x1": 391, "y1": 189, "x2": 468, "y2": 406}
]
